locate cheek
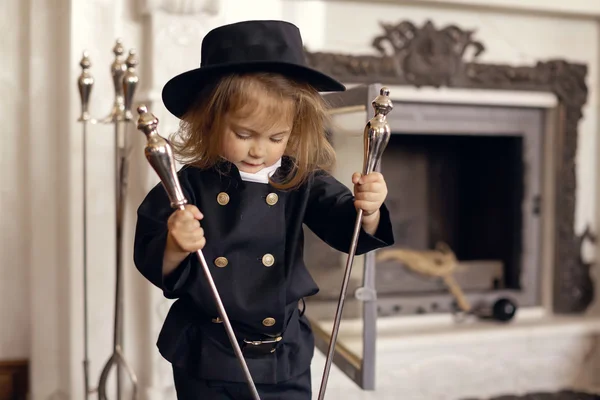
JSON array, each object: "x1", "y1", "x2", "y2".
[
  {"x1": 221, "y1": 134, "x2": 244, "y2": 159},
  {"x1": 267, "y1": 141, "x2": 288, "y2": 159}
]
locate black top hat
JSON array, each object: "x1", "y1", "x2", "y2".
[{"x1": 161, "y1": 20, "x2": 346, "y2": 118}]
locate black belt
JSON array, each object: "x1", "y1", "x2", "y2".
[
  {"x1": 210, "y1": 316, "x2": 283, "y2": 357},
  {"x1": 209, "y1": 300, "x2": 305, "y2": 357},
  {"x1": 242, "y1": 336, "x2": 282, "y2": 357}
]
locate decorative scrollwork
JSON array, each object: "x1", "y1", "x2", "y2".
[{"x1": 371, "y1": 21, "x2": 485, "y2": 86}]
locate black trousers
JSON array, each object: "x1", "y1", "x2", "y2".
[{"x1": 172, "y1": 366, "x2": 312, "y2": 400}]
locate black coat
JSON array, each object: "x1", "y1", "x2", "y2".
[{"x1": 133, "y1": 157, "x2": 394, "y2": 384}]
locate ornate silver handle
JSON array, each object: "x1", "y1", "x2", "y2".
[{"x1": 136, "y1": 106, "x2": 187, "y2": 208}]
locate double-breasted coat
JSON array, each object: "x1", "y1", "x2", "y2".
[{"x1": 133, "y1": 156, "x2": 395, "y2": 385}]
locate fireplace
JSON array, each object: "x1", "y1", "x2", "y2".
[
  {"x1": 303, "y1": 97, "x2": 544, "y2": 317},
  {"x1": 293, "y1": 18, "x2": 597, "y2": 395},
  {"x1": 379, "y1": 133, "x2": 525, "y2": 295}
]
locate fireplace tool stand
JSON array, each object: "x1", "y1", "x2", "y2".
[
  {"x1": 76, "y1": 39, "x2": 139, "y2": 400},
  {"x1": 317, "y1": 87, "x2": 394, "y2": 400}
]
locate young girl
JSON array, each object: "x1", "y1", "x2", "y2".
[{"x1": 134, "y1": 20, "x2": 395, "y2": 399}]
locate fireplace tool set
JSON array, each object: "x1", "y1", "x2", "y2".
[
  {"x1": 76, "y1": 39, "x2": 139, "y2": 400},
  {"x1": 134, "y1": 87, "x2": 394, "y2": 399}
]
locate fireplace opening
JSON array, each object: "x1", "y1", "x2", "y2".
[
  {"x1": 378, "y1": 132, "x2": 525, "y2": 296},
  {"x1": 303, "y1": 100, "x2": 543, "y2": 318}
]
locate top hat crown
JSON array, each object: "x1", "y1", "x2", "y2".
[{"x1": 162, "y1": 20, "x2": 346, "y2": 118}]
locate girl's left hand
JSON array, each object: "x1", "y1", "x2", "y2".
[{"x1": 352, "y1": 171, "x2": 388, "y2": 217}]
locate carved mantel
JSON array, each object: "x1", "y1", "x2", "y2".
[
  {"x1": 140, "y1": 0, "x2": 220, "y2": 15},
  {"x1": 305, "y1": 20, "x2": 595, "y2": 314}
]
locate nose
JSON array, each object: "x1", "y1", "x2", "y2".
[{"x1": 249, "y1": 142, "x2": 266, "y2": 159}]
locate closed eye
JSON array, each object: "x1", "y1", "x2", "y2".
[{"x1": 235, "y1": 132, "x2": 252, "y2": 140}]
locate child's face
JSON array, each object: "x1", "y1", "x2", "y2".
[{"x1": 221, "y1": 95, "x2": 294, "y2": 174}]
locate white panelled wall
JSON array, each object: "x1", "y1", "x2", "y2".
[{"x1": 1, "y1": 0, "x2": 600, "y2": 399}]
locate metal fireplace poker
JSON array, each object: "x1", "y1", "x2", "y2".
[
  {"x1": 135, "y1": 106, "x2": 261, "y2": 400},
  {"x1": 317, "y1": 87, "x2": 394, "y2": 400}
]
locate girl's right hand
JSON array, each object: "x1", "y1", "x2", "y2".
[{"x1": 166, "y1": 204, "x2": 205, "y2": 253}]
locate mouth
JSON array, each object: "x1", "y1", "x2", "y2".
[{"x1": 241, "y1": 161, "x2": 264, "y2": 168}]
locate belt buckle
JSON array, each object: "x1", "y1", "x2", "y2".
[{"x1": 242, "y1": 336, "x2": 282, "y2": 356}]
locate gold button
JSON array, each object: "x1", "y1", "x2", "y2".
[
  {"x1": 262, "y1": 253, "x2": 275, "y2": 267},
  {"x1": 262, "y1": 317, "x2": 276, "y2": 327},
  {"x1": 212, "y1": 317, "x2": 222, "y2": 324},
  {"x1": 217, "y1": 192, "x2": 230, "y2": 205},
  {"x1": 214, "y1": 257, "x2": 228, "y2": 268},
  {"x1": 265, "y1": 193, "x2": 278, "y2": 206}
]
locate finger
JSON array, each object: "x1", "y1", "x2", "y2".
[
  {"x1": 192, "y1": 227, "x2": 205, "y2": 242},
  {"x1": 170, "y1": 208, "x2": 195, "y2": 222},
  {"x1": 359, "y1": 172, "x2": 384, "y2": 184},
  {"x1": 170, "y1": 206, "x2": 200, "y2": 223},
  {"x1": 184, "y1": 204, "x2": 204, "y2": 220},
  {"x1": 167, "y1": 210, "x2": 186, "y2": 229},
  {"x1": 178, "y1": 238, "x2": 205, "y2": 253},
  {"x1": 171, "y1": 221, "x2": 199, "y2": 239},
  {"x1": 352, "y1": 172, "x2": 362, "y2": 184},
  {"x1": 173, "y1": 230, "x2": 204, "y2": 251},
  {"x1": 354, "y1": 191, "x2": 382, "y2": 202},
  {"x1": 172, "y1": 213, "x2": 197, "y2": 228},
  {"x1": 187, "y1": 231, "x2": 206, "y2": 251},
  {"x1": 354, "y1": 199, "x2": 378, "y2": 213},
  {"x1": 182, "y1": 218, "x2": 201, "y2": 231},
  {"x1": 354, "y1": 181, "x2": 384, "y2": 193},
  {"x1": 167, "y1": 209, "x2": 181, "y2": 223}
]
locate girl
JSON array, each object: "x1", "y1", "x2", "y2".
[{"x1": 133, "y1": 20, "x2": 395, "y2": 399}]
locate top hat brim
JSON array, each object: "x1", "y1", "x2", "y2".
[{"x1": 162, "y1": 61, "x2": 346, "y2": 119}]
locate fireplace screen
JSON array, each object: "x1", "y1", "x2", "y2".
[{"x1": 303, "y1": 84, "x2": 545, "y2": 389}]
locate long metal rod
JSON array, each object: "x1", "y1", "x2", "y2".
[
  {"x1": 77, "y1": 50, "x2": 95, "y2": 400},
  {"x1": 180, "y1": 204, "x2": 261, "y2": 400},
  {"x1": 317, "y1": 209, "x2": 364, "y2": 399},
  {"x1": 98, "y1": 119, "x2": 139, "y2": 400},
  {"x1": 82, "y1": 119, "x2": 91, "y2": 400},
  {"x1": 136, "y1": 106, "x2": 260, "y2": 400},
  {"x1": 115, "y1": 120, "x2": 124, "y2": 400},
  {"x1": 95, "y1": 40, "x2": 139, "y2": 400},
  {"x1": 317, "y1": 87, "x2": 393, "y2": 399}
]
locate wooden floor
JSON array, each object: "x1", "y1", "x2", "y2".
[{"x1": 0, "y1": 360, "x2": 28, "y2": 400}]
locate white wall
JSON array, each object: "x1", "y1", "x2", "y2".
[
  {"x1": 0, "y1": 0, "x2": 30, "y2": 362},
  {"x1": 1, "y1": 0, "x2": 600, "y2": 399},
  {"x1": 0, "y1": 0, "x2": 146, "y2": 398}
]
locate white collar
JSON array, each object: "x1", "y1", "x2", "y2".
[{"x1": 238, "y1": 159, "x2": 282, "y2": 184}]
